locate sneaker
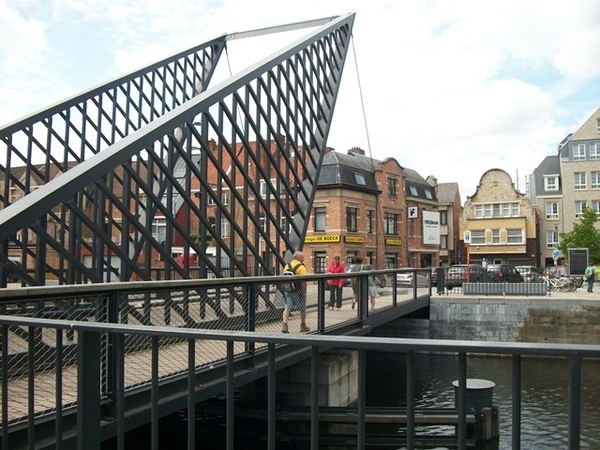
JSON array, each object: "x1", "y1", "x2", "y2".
[
  {"x1": 328, "y1": 306, "x2": 334, "y2": 311},
  {"x1": 300, "y1": 324, "x2": 310, "y2": 333},
  {"x1": 282, "y1": 323, "x2": 289, "y2": 333},
  {"x1": 336, "y1": 307, "x2": 341, "y2": 311}
]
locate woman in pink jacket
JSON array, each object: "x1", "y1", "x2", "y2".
[{"x1": 327, "y1": 254, "x2": 346, "y2": 310}]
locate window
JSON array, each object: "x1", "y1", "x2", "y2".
[
  {"x1": 440, "y1": 234, "x2": 448, "y2": 249},
  {"x1": 208, "y1": 191, "x2": 229, "y2": 205},
  {"x1": 546, "y1": 230, "x2": 559, "y2": 248},
  {"x1": 424, "y1": 189, "x2": 433, "y2": 199},
  {"x1": 366, "y1": 209, "x2": 374, "y2": 233},
  {"x1": 387, "y1": 178, "x2": 397, "y2": 196},
  {"x1": 573, "y1": 144, "x2": 585, "y2": 160},
  {"x1": 574, "y1": 172, "x2": 586, "y2": 190},
  {"x1": 152, "y1": 218, "x2": 167, "y2": 242},
  {"x1": 354, "y1": 173, "x2": 366, "y2": 185},
  {"x1": 260, "y1": 180, "x2": 269, "y2": 198},
  {"x1": 597, "y1": 118, "x2": 600, "y2": 132},
  {"x1": 593, "y1": 200, "x2": 600, "y2": 213},
  {"x1": 440, "y1": 210, "x2": 447, "y2": 225},
  {"x1": 575, "y1": 201, "x2": 587, "y2": 218},
  {"x1": 544, "y1": 176, "x2": 559, "y2": 191},
  {"x1": 506, "y1": 229, "x2": 523, "y2": 244},
  {"x1": 546, "y1": 202, "x2": 559, "y2": 219},
  {"x1": 221, "y1": 219, "x2": 229, "y2": 238},
  {"x1": 384, "y1": 212, "x2": 397, "y2": 235},
  {"x1": 409, "y1": 185, "x2": 418, "y2": 196},
  {"x1": 474, "y1": 202, "x2": 520, "y2": 218},
  {"x1": 592, "y1": 172, "x2": 600, "y2": 189},
  {"x1": 314, "y1": 207, "x2": 326, "y2": 232},
  {"x1": 346, "y1": 207, "x2": 358, "y2": 232},
  {"x1": 471, "y1": 230, "x2": 485, "y2": 245},
  {"x1": 591, "y1": 143, "x2": 600, "y2": 160},
  {"x1": 314, "y1": 252, "x2": 327, "y2": 274},
  {"x1": 259, "y1": 216, "x2": 266, "y2": 232},
  {"x1": 492, "y1": 229, "x2": 500, "y2": 244}
]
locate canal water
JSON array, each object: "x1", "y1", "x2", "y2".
[
  {"x1": 119, "y1": 351, "x2": 600, "y2": 449},
  {"x1": 364, "y1": 351, "x2": 600, "y2": 449}
]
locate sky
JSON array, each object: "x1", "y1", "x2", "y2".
[{"x1": 1, "y1": 0, "x2": 600, "y2": 203}]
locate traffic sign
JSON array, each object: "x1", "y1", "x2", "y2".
[
  {"x1": 464, "y1": 231, "x2": 471, "y2": 244},
  {"x1": 552, "y1": 249, "x2": 560, "y2": 259}
]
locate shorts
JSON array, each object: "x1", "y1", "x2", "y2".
[
  {"x1": 284, "y1": 292, "x2": 306, "y2": 311},
  {"x1": 368, "y1": 286, "x2": 378, "y2": 297}
]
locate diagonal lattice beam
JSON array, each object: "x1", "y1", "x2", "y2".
[{"x1": 0, "y1": 14, "x2": 355, "y2": 286}]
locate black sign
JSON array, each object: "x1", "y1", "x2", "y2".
[{"x1": 568, "y1": 248, "x2": 589, "y2": 276}]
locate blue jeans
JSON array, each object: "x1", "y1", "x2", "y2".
[{"x1": 587, "y1": 277, "x2": 594, "y2": 292}]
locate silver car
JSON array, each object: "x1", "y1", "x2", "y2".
[{"x1": 515, "y1": 265, "x2": 543, "y2": 283}]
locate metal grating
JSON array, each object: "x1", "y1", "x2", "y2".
[{"x1": 0, "y1": 14, "x2": 355, "y2": 286}]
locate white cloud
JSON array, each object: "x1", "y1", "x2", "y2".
[{"x1": 1, "y1": 0, "x2": 599, "y2": 201}]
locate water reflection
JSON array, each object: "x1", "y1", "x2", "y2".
[{"x1": 365, "y1": 352, "x2": 600, "y2": 449}]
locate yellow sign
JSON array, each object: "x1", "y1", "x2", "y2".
[
  {"x1": 344, "y1": 236, "x2": 365, "y2": 244},
  {"x1": 386, "y1": 239, "x2": 402, "y2": 246},
  {"x1": 304, "y1": 235, "x2": 341, "y2": 243}
]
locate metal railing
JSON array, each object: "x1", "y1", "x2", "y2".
[
  {"x1": 1, "y1": 312, "x2": 598, "y2": 450},
  {"x1": 0, "y1": 269, "x2": 430, "y2": 447}
]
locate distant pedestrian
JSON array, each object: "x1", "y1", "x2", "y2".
[
  {"x1": 367, "y1": 270, "x2": 380, "y2": 310},
  {"x1": 349, "y1": 256, "x2": 364, "y2": 310},
  {"x1": 281, "y1": 251, "x2": 309, "y2": 333},
  {"x1": 585, "y1": 264, "x2": 595, "y2": 293},
  {"x1": 327, "y1": 254, "x2": 345, "y2": 310}
]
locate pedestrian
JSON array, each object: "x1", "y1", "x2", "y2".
[
  {"x1": 585, "y1": 263, "x2": 596, "y2": 293},
  {"x1": 327, "y1": 254, "x2": 345, "y2": 310},
  {"x1": 281, "y1": 251, "x2": 310, "y2": 333},
  {"x1": 349, "y1": 256, "x2": 364, "y2": 310},
  {"x1": 367, "y1": 270, "x2": 381, "y2": 310}
]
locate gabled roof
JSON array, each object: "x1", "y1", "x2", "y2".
[
  {"x1": 436, "y1": 182, "x2": 459, "y2": 204},
  {"x1": 569, "y1": 107, "x2": 600, "y2": 141},
  {"x1": 532, "y1": 154, "x2": 562, "y2": 196},
  {"x1": 317, "y1": 150, "x2": 378, "y2": 192},
  {"x1": 404, "y1": 167, "x2": 438, "y2": 202}
]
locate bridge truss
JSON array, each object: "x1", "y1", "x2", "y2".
[{"x1": 0, "y1": 14, "x2": 355, "y2": 286}]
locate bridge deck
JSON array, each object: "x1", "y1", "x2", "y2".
[{"x1": 1, "y1": 286, "x2": 425, "y2": 424}]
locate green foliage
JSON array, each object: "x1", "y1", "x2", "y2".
[
  {"x1": 557, "y1": 208, "x2": 600, "y2": 263},
  {"x1": 190, "y1": 232, "x2": 214, "y2": 245}
]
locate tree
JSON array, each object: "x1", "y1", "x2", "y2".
[{"x1": 557, "y1": 208, "x2": 600, "y2": 263}]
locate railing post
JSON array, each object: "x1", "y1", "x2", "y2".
[{"x1": 77, "y1": 329, "x2": 101, "y2": 450}]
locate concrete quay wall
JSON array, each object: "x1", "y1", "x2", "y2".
[{"x1": 384, "y1": 293, "x2": 600, "y2": 345}]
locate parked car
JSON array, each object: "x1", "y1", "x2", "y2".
[
  {"x1": 397, "y1": 269, "x2": 429, "y2": 287},
  {"x1": 515, "y1": 265, "x2": 543, "y2": 283},
  {"x1": 445, "y1": 264, "x2": 484, "y2": 290},
  {"x1": 485, "y1": 264, "x2": 524, "y2": 283},
  {"x1": 343, "y1": 264, "x2": 387, "y2": 288}
]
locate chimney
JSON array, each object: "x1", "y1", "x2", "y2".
[{"x1": 348, "y1": 146, "x2": 365, "y2": 156}]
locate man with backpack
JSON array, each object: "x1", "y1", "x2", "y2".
[
  {"x1": 585, "y1": 263, "x2": 596, "y2": 293},
  {"x1": 281, "y1": 251, "x2": 309, "y2": 333}
]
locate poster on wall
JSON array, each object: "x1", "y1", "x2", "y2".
[{"x1": 422, "y1": 210, "x2": 440, "y2": 245}]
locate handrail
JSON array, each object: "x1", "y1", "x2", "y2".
[{"x1": 1, "y1": 313, "x2": 598, "y2": 450}]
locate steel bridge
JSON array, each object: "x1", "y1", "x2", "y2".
[
  {"x1": 1, "y1": 13, "x2": 598, "y2": 450},
  {"x1": 0, "y1": 14, "x2": 355, "y2": 287},
  {"x1": 0, "y1": 273, "x2": 598, "y2": 450}
]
